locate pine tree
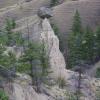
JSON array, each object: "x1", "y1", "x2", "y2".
[
  {"x1": 95, "y1": 26, "x2": 100, "y2": 61},
  {"x1": 50, "y1": 0, "x2": 58, "y2": 7},
  {"x1": 82, "y1": 26, "x2": 94, "y2": 62},
  {"x1": 0, "y1": 19, "x2": 18, "y2": 72},
  {"x1": 5, "y1": 18, "x2": 16, "y2": 46},
  {"x1": 40, "y1": 41, "x2": 50, "y2": 84},
  {"x1": 19, "y1": 42, "x2": 42, "y2": 92},
  {"x1": 0, "y1": 30, "x2": 8, "y2": 45},
  {"x1": 72, "y1": 10, "x2": 82, "y2": 35},
  {"x1": 68, "y1": 10, "x2": 83, "y2": 67},
  {"x1": 68, "y1": 10, "x2": 98, "y2": 67},
  {"x1": 19, "y1": 42, "x2": 42, "y2": 72}
]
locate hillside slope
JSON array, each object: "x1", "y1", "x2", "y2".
[
  {"x1": 52, "y1": 0, "x2": 100, "y2": 34},
  {"x1": 0, "y1": 0, "x2": 50, "y2": 27}
]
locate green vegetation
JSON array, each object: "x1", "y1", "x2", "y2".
[
  {"x1": 5, "y1": 18, "x2": 16, "y2": 46},
  {"x1": 0, "y1": 90, "x2": 8, "y2": 100},
  {"x1": 68, "y1": 10, "x2": 100, "y2": 68},
  {"x1": 95, "y1": 26, "x2": 100, "y2": 59},
  {"x1": 50, "y1": 0, "x2": 58, "y2": 7},
  {"x1": 95, "y1": 68, "x2": 100, "y2": 78},
  {"x1": 82, "y1": 26, "x2": 94, "y2": 62},
  {"x1": 40, "y1": 42, "x2": 50, "y2": 81},
  {"x1": 68, "y1": 10, "x2": 83, "y2": 67},
  {"x1": 0, "y1": 18, "x2": 50, "y2": 92},
  {"x1": 57, "y1": 76, "x2": 66, "y2": 89},
  {"x1": 51, "y1": 23, "x2": 59, "y2": 36},
  {"x1": 72, "y1": 10, "x2": 82, "y2": 35},
  {"x1": 18, "y1": 42, "x2": 42, "y2": 72},
  {"x1": 0, "y1": 19, "x2": 19, "y2": 69},
  {"x1": 65, "y1": 92, "x2": 77, "y2": 100},
  {"x1": 95, "y1": 88, "x2": 100, "y2": 100}
]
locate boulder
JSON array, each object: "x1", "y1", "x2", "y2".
[{"x1": 38, "y1": 7, "x2": 53, "y2": 18}]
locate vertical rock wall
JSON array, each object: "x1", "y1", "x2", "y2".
[{"x1": 40, "y1": 18, "x2": 67, "y2": 77}]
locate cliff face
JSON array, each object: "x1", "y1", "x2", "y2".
[{"x1": 40, "y1": 18, "x2": 67, "y2": 77}]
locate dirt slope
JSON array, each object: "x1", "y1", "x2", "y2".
[
  {"x1": 52, "y1": 0, "x2": 100, "y2": 34},
  {"x1": 0, "y1": 0, "x2": 50, "y2": 27}
]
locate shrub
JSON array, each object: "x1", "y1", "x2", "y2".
[
  {"x1": 0, "y1": 90, "x2": 8, "y2": 100},
  {"x1": 51, "y1": 23, "x2": 59, "y2": 36},
  {"x1": 57, "y1": 76, "x2": 66, "y2": 88},
  {"x1": 68, "y1": 10, "x2": 83, "y2": 67},
  {"x1": 50, "y1": 0, "x2": 58, "y2": 7},
  {"x1": 95, "y1": 68, "x2": 100, "y2": 78},
  {"x1": 65, "y1": 92, "x2": 77, "y2": 100},
  {"x1": 95, "y1": 88, "x2": 100, "y2": 100}
]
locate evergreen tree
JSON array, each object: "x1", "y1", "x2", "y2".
[
  {"x1": 68, "y1": 10, "x2": 83, "y2": 67},
  {"x1": 19, "y1": 42, "x2": 42, "y2": 72},
  {"x1": 72, "y1": 10, "x2": 82, "y2": 35},
  {"x1": 0, "y1": 47, "x2": 17, "y2": 69},
  {"x1": 95, "y1": 26, "x2": 100, "y2": 60},
  {"x1": 68, "y1": 10, "x2": 100, "y2": 67},
  {"x1": 5, "y1": 18, "x2": 16, "y2": 46},
  {"x1": 82, "y1": 26, "x2": 95, "y2": 62},
  {"x1": 50, "y1": 0, "x2": 58, "y2": 6},
  {"x1": 40, "y1": 41, "x2": 50, "y2": 83},
  {"x1": 18, "y1": 40, "x2": 50, "y2": 92},
  {"x1": 0, "y1": 19, "x2": 18, "y2": 69},
  {"x1": 19, "y1": 42, "x2": 41, "y2": 89},
  {"x1": 0, "y1": 30, "x2": 8, "y2": 45}
]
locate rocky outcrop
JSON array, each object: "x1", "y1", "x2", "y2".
[
  {"x1": 38, "y1": 7, "x2": 53, "y2": 18},
  {"x1": 4, "y1": 74, "x2": 50, "y2": 100},
  {"x1": 40, "y1": 18, "x2": 67, "y2": 77},
  {"x1": 3, "y1": 73, "x2": 97, "y2": 100}
]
